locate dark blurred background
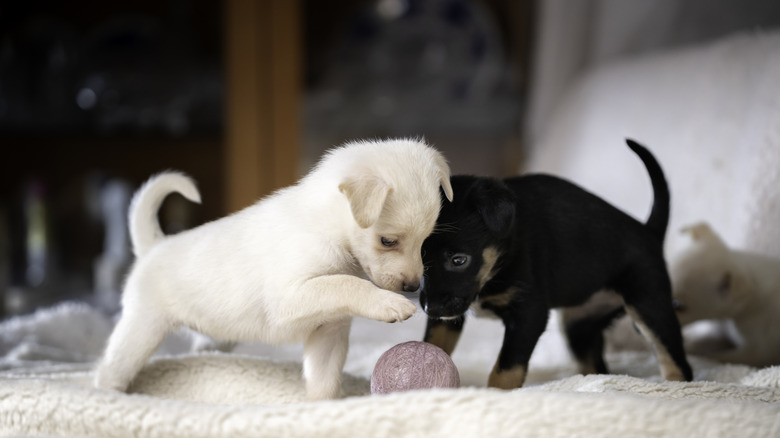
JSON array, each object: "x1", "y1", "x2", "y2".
[
  {"x1": 0, "y1": 0, "x2": 778, "y2": 319},
  {"x1": 0, "y1": 0, "x2": 532, "y2": 318}
]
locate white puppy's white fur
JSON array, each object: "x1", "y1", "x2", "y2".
[
  {"x1": 94, "y1": 139, "x2": 453, "y2": 400},
  {"x1": 670, "y1": 222, "x2": 780, "y2": 367}
]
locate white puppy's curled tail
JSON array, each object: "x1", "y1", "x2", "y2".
[{"x1": 129, "y1": 171, "x2": 201, "y2": 257}]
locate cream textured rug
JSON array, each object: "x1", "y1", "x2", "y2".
[{"x1": 0, "y1": 302, "x2": 779, "y2": 437}]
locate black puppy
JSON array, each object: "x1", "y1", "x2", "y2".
[{"x1": 420, "y1": 139, "x2": 693, "y2": 389}]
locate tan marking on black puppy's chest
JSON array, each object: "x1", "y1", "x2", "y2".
[
  {"x1": 476, "y1": 247, "x2": 501, "y2": 289},
  {"x1": 472, "y1": 286, "x2": 519, "y2": 320},
  {"x1": 473, "y1": 246, "x2": 512, "y2": 318},
  {"x1": 479, "y1": 286, "x2": 518, "y2": 308}
]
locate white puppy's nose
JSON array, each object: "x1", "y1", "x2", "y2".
[{"x1": 403, "y1": 280, "x2": 421, "y2": 293}]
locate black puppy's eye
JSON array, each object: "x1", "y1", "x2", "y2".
[
  {"x1": 380, "y1": 237, "x2": 398, "y2": 248},
  {"x1": 445, "y1": 253, "x2": 471, "y2": 271}
]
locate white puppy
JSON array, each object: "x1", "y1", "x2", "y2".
[
  {"x1": 670, "y1": 222, "x2": 780, "y2": 367},
  {"x1": 94, "y1": 139, "x2": 453, "y2": 400}
]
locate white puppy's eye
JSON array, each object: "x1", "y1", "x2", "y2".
[{"x1": 380, "y1": 237, "x2": 398, "y2": 248}]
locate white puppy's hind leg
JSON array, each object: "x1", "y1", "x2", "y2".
[
  {"x1": 302, "y1": 318, "x2": 351, "y2": 400},
  {"x1": 94, "y1": 309, "x2": 170, "y2": 391}
]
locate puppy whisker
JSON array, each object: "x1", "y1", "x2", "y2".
[{"x1": 433, "y1": 222, "x2": 460, "y2": 234}]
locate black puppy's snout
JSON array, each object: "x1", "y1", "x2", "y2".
[{"x1": 421, "y1": 294, "x2": 467, "y2": 318}]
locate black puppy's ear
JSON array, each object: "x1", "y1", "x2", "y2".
[{"x1": 466, "y1": 178, "x2": 516, "y2": 237}]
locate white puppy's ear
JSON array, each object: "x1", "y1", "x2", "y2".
[
  {"x1": 434, "y1": 153, "x2": 454, "y2": 202},
  {"x1": 681, "y1": 222, "x2": 727, "y2": 248},
  {"x1": 339, "y1": 175, "x2": 392, "y2": 228},
  {"x1": 441, "y1": 175, "x2": 454, "y2": 202}
]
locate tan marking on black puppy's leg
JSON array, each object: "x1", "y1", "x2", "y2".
[
  {"x1": 477, "y1": 247, "x2": 501, "y2": 289},
  {"x1": 426, "y1": 323, "x2": 461, "y2": 355},
  {"x1": 488, "y1": 362, "x2": 526, "y2": 389},
  {"x1": 625, "y1": 306, "x2": 686, "y2": 381}
]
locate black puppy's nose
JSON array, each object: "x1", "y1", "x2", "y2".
[
  {"x1": 403, "y1": 281, "x2": 420, "y2": 293},
  {"x1": 449, "y1": 296, "x2": 467, "y2": 310}
]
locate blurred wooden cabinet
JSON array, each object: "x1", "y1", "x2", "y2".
[
  {"x1": 0, "y1": 0, "x2": 530, "y2": 313},
  {"x1": 0, "y1": 0, "x2": 302, "y2": 312},
  {"x1": 0, "y1": 0, "x2": 302, "y2": 220}
]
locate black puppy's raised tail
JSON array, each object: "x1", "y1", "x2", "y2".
[{"x1": 626, "y1": 139, "x2": 669, "y2": 242}]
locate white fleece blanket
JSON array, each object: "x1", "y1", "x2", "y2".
[
  {"x1": 1, "y1": 301, "x2": 779, "y2": 437},
  {"x1": 526, "y1": 29, "x2": 780, "y2": 261}
]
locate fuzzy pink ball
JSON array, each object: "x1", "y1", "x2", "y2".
[{"x1": 370, "y1": 341, "x2": 460, "y2": 394}]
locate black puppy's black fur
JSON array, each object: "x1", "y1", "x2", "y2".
[{"x1": 420, "y1": 139, "x2": 692, "y2": 388}]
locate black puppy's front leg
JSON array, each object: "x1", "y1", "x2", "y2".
[
  {"x1": 488, "y1": 301, "x2": 549, "y2": 389},
  {"x1": 424, "y1": 316, "x2": 464, "y2": 355}
]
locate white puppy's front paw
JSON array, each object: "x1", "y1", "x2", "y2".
[{"x1": 370, "y1": 293, "x2": 417, "y2": 323}]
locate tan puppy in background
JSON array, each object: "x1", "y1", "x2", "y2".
[
  {"x1": 670, "y1": 222, "x2": 780, "y2": 367},
  {"x1": 94, "y1": 139, "x2": 453, "y2": 400}
]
